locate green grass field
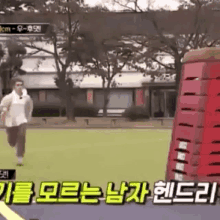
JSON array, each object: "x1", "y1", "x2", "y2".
[{"x1": 0, "y1": 129, "x2": 172, "y2": 198}]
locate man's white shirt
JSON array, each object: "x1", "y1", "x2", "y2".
[{"x1": 0, "y1": 89, "x2": 33, "y2": 127}]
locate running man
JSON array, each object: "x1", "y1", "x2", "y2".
[{"x1": 0, "y1": 78, "x2": 33, "y2": 166}]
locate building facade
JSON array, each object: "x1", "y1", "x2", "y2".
[
  {"x1": 0, "y1": 34, "x2": 176, "y2": 117},
  {"x1": 18, "y1": 69, "x2": 148, "y2": 113}
]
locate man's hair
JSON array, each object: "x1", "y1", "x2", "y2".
[{"x1": 10, "y1": 78, "x2": 24, "y2": 88}]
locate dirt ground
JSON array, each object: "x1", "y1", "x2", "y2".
[{"x1": 9, "y1": 117, "x2": 174, "y2": 129}]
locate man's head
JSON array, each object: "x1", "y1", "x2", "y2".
[{"x1": 11, "y1": 78, "x2": 24, "y2": 95}]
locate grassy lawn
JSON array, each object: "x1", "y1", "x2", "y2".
[{"x1": 0, "y1": 129, "x2": 171, "y2": 199}]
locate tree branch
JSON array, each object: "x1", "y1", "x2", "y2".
[
  {"x1": 105, "y1": 52, "x2": 111, "y2": 80},
  {"x1": 72, "y1": 20, "x2": 79, "y2": 35},
  {"x1": 134, "y1": 0, "x2": 144, "y2": 12},
  {"x1": 23, "y1": 43, "x2": 54, "y2": 56},
  {"x1": 180, "y1": 33, "x2": 194, "y2": 57},
  {"x1": 23, "y1": 50, "x2": 42, "y2": 58},
  {"x1": 66, "y1": 0, "x2": 73, "y2": 68},
  {"x1": 150, "y1": 17, "x2": 179, "y2": 54},
  {"x1": 52, "y1": 34, "x2": 63, "y2": 73},
  {"x1": 113, "y1": 0, "x2": 137, "y2": 12},
  {"x1": 151, "y1": 57, "x2": 175, "y2": 70},
  {"x1": 206, "y1": 39, "x2": 220, "y2": 47}
]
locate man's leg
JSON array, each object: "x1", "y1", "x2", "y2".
[
  {"x1": 6, "y1": 126, "x2": 18, "y2": 147},
  {"x1": 16, "y1": 123, "x2": 27, "y2": 166}
]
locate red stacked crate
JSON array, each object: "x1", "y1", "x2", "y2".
[{"x1": 166, "y1": 58, "x2": 220, "y2": 183}]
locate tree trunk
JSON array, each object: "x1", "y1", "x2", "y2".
[
  {"x1": 103, "y1": 87, "x2": 110, "y2": 117},
  {"x1": 57, "y1": 67, "x2": 76, "y2": 122},
  {"x1": 158, "y1": 91, "x2": 162, "y2": 112},
  {"x1": 65, "y1": 93, "x2": 75, "y2": 121},
  {"x1": 175, "y1": 59, "x2": 182, "y2": 97},
  {"x1": 64, "y1": 92, "x2": 76, "y2": 121},
  {"x1": 1, "y1": 70, "x2": 11, "y2": 96},
  {"x1": 102, "y1": 79, "x2": 110, "y2": 117},
  {"x1": 174, "y1": 59, "x2": 183, "y2": 113}
]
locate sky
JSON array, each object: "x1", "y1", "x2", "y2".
[{"x1": 84, "y1": 0, "x2": 180, "y2": 11}]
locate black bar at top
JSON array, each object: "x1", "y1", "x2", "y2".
[{"x1": 0, "y1": 24, "x2": 50, "y2": 34}]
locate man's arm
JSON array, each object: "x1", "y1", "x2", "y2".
[
  {"x1": 0, "y1": 94, "x2": 12, "y2": 123},
  {"x1": 26, "y1": 96, "x2": 33, "y2": 122},
  {"x1": 0, "y1": 95, "x2": 11, "y2": 111}
]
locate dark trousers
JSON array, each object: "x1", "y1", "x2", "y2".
[{"x1": 6, "y1": 123, "x2": 27, "y2": 157}]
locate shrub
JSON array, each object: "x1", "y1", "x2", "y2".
[
  {"x1": 62, "y1": 102, "x2": 99, "y2": 117},
  {"x1": 76, "y1": 103, "x2": 99, "y2": 117},
  {"x1": 122, "y1": 106, "x2": 149, "y2": 121},
  {"x1": 154, "y1": 111, "x2": 164, "y2": 117},
  {"x1": 32, "y1": 102, "x2": 99, "y2": 117},
  {"x1": 32, "y1": 103, "x2": 62, "y2": 117}
]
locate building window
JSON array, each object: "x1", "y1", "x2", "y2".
[
  {"x1": 28, "y1": 90, "x2": 39, "y2": 103},
  {"x1": 94, "y1": 89, "x2": 134, "y2": 109},
  {"x1": 165, "y1": 91, "x2": 176, "y2": 117},
  {"x1": 151, "y1": 89, "x2": 176, "y2": 118},
  {"x1": 39, "y1": 90, "x2": 46, "y2": 102},
  {"x1": 151, "y1": 90, "x2": 165, "y2": 117},
  {"x1": 94, "y1": 89, "x2": 104, "y2": 109},
  {"x1": 76, "y1": 90, "x2": 87, "y2": 103},
  {"x1": 46, "y1": 90, "x2": 60, "y2": 103}
]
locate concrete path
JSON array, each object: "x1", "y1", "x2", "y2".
[{"x1": 0, "y1": 199, "x2": 218, "y2": 220}]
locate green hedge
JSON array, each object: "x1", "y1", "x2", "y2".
[
  {"x1": 122, "y1": 106, "x2": 149, "y2": 121},
  {"x1": 32, "y1": 102, "x2": 99, "y2": 117}
]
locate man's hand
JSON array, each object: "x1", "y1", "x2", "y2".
[
  {"x1": 27, "y1": 115, "x2": 32, "y2": 122},
  {"x1": 0, "y1": 111, "x2": 6, "y2": 123}
]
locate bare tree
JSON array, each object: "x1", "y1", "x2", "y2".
[
  {"x1": 77, "y1": 36, "x2": 138, "y2": 116},
  {"x1": 112, "y1": 0, "x2": 220, "y2": 95},
  {"x1": 19, "y1": 0, "x2": 90, "y2": 121}
]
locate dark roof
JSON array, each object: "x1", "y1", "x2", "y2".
[{"x1": 142, "y1": 81, "x2": 176, "y2": 87}]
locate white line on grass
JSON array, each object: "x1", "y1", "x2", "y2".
[{"x1": 0, "y1": 201, "x2": 25, "y2": 220}]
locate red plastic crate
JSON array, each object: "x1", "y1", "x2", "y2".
[
  {"x1": 182, "y1": 62, "x2": 220, "y2": 80},
  {"x1": 198, "y1": 155, "x2": 220, "y2": 166},
  {"x1": 166, "y1": 167, "x2": 194, "y2": 181},
  {"x1": 167, "y1": 169, "x2": 220, "y2": 183},
  {"x1": 169, "y1": 152, "x2": 220, "y2": 166},
  {"x1": 180, "y1": 79, "x2": 220, "y2": 96},
  {"x1": 205, "y1": 62, "x2": 220, "y2": 79},
  {"x1": 177, "y1": 96, "x2": 208, "y2": 112},
  {"x1": 169, "y1": 161, "x2": 198, "y2": 175},
  {"x1": 201, "y1": 127, "x2": 220, "y2": 143},
  {"x1": 169, "y1": 161, "x2": 220, "y2": 177},
  {"x1": 199, "y1": 143, "x2": 220, "y2": 155},
  {"x1": 169, "y1": 141, "x2": 220, "y2": 156},
  {"x1": 167, "y1": 152, "x2": 220, "y2": 180},
  {"x1": 205, "y1": 97, "x2": 220, "y2": 112},
  {"x1": 197, "y1": 165, "x2": 220, "y2": 176},
  {"x1": 172, "y1": 126, "x2": 204, "y2": 143},
  {"x1": 182, "y1": 62, "x2": 207, "y2": 79},
  {"x1": 174, "y1": 111, "x2": 220, "y2": 128},
  {"x1": 177, "y1": 96, "x2": 220, "y2": 113},
  {"x1": 167, "y1": 60, "x2": 220, "y2": 183},
  {"x1": 166, "y1": 170, "x2": 182, "y2": 181},
  {"x1": 168, "y1": 140, "x2": 201, "y2": 154},
  {"x1": 172, "y1": 126, "x2": 220, "y2": 144},
  {"x1": 203, "y1": 112, "x2": 220, "y2": 127},
  {"x1": 169, "y1": 150, "x2": 199, "y2": 165},
  {"x1": 195, "y1": 176, "x2": 220, "y2": 183},
  {"x1": 174, "y1": 111, "x2": 204, "y2": 128}
]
